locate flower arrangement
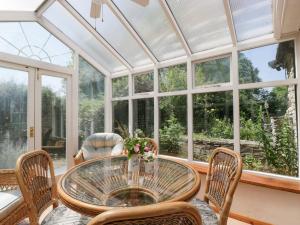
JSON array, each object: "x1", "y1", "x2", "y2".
[{"x1": 124, "y1": 137, "x2": 154, "y2": 161}]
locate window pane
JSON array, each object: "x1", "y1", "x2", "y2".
[
  {"x1": 240, "y1": 86, "x2": 298, "y2": 177},
  {"x1": 44, "y1": 2, "x2": 125, "y2": 72},
  {"x1": 78, "y1": 57, "x2": 105, "y2": 147},
  {"x1": 112, "y1": 76, "x2": 128, "y2": 98},
  {"x1": 42, "y1": 75, "x2": 67, "y2": 172},
  {"x1": 134, "y1": 72, "x2": 154, "y2": 93},
  {"x1": 133, "y1": 98, "x2": 154, "y2": 138},
  {"x1": 0, "y1": 67, "x2": 27, "y2": 169},
  {"x1": 230, "y1": 0, "x2": 273, "y2": 41},
  {"x1": 239, "y1": 41, "x2": 295, "y2": 84},
  {"x1": 0, "y1": 22, "x2": 73, "y2": 67},
  {"x1": 166, "y1": 0, "x2": 232, "y2": 53},
  {"x1": 66, "y1": 0, "x2": 152, "y2": 67},
  {"x1": 159, "y1": 64, "x2": 187, "y2": 92},
  {"x1": 193, "y1": 91, "x2": 233, "y2": 162},
  {"x1": 113, "y1": 100, "x2": 129, "y2": 138},
  {"x1": 113, "y1": 0, "x2": 185, "y2": 61},
  {"x1": 194, "y1": 57, "x2": 230, "y2": 87},
  {"x1": 159, "y1": 95, "x2": 187, "y2": 158}
]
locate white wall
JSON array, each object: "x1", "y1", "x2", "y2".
[{"x1": 196, "y1": 174, "x2": 300, "y2": 225}]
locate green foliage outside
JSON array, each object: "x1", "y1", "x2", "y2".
[
  {"x1": 112, "y1": 76, "x2": 128, "y2": 97},
  {"x1": 159, "y1": 64, "x2": 187, "y2": 92},
  {"x1": 134, "y1": 72, "x2": 154, "y2": 93}
]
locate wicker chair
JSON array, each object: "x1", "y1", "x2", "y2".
[
  {"x1": 15, "y1": 150, "x2": 90, "y2": 225},
  {"x1": 74, "y1": 133, "x2": 124, "y2": 165},
  {"x1": 0, "y1": 169, "x2": 28, "y2": 225},
  {"x1": 88, "y1": 202, "x2": 202, "y2": 225},
  {"x1": 191, "y1": 147, "x2": 242, "y2": 225}
]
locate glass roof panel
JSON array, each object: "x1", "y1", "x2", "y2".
[
  {"x1": 230, "y1": 0, "x2": 273, "y2": 41},
  {"x1": 44, "y1": 1, "x2": 126, "y2": 73},
  {"x1": 0, "y1": 22, "x2": 73, "y2": 67},
  {"x1": 67, "y1": 0, "x2": 153, "y2": 67},
  {"x1": 0, "y1": 0, "x2": 44, "y2": 11},
  {"x1": 166, "y1": 0, "x2": 232, "y2": 53},
  {"x1": 113, "y1": 0, "x2": 186, "y2": 61}
]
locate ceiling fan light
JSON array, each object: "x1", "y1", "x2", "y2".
[{"x1": 90, "y1": 0, "x2": 101, "y2": 18}]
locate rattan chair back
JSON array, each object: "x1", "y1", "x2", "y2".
[
  {"x1": 204, "y1": 147, "x2": 242, "y2": 225},
  {"x1": 88, "y1": 201, "x2": 202, "y2": 225},
  {"x1": 16, "y1": 150, "x2": 58, "y2": 225}
]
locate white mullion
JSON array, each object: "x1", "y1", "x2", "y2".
[
  {"x1": 66, "y1": 74, "x2": 73, "y2": 168},
  {"x1": 154, "y1": 65, "x2": 159, "y2": 150},
  {"x1": 58, "y1": 0, "x2": 132, "y2": 71},
  {"x1": 187, "y1": 58, "x2": 193, "y2": 161},
  {"x1": 0, "y1": 11, "x2": 37, "y2": 21},
  {"x1": 157, "y1": 90, "x2": 188, "y2": 97},
  {"x1": 295, "y1": 34, "x2": 300, "y2": 177},
  {"x1": 71, "y1": 53, "x2": 79, "y2": 163},
  {"x1": 232, "y1": 47, "x2": 240, "y2": 152},
  {"x1": 36, "y1": 0, "x2": 56, "y2": 17},
  {"x1": 238, "y1": 79, "x2": 298, "y2": 90},
  {"x1": 105, "y1": 76, "x2": 113, "y2": 133},
  {"x1": 35, "y1": 69, "x2": 42, "y2": 150},
  {"x1": 27, "y1": 67, "x2": 36, "y2": 150},
  {"x1": 128, "y1": 73, "x2": 133, "y2": 136}
]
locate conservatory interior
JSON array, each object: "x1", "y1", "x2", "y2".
[{"x1": 0, "y1": 0, "x2": 300, "y2": 225}]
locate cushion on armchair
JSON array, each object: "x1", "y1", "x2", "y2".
[
  {"x1": 0, "y1": 188, "x2": 23, "y2": 221},
  {"x1": 81, "y1": 133, "x2": 124, "y2": 160}
]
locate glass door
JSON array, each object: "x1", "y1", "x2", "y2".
[
  {"x1": 0, "y1": 62, "x2": 35, "y2": 169},
  {"x1": 36, "y1": 70, "x2": 71, "y2": 173}
]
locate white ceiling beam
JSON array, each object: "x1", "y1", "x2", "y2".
[
  {"x1": 0, "y1": 11, "x2": 37, "y2": 21},
  {"x1": 36, "y1": 0, "x2": 56, "y2": 17},
  {"x1": 105, "y1": 0, "x2": 158, "y2": 64},
  {"x1": 38, "y1": 16, "x2": 111, "y2": 76},
  {"x1": 223, "y1": 0, "x2": 237, "y2": 46},
  {"x1": 58, "y1": 0, "x2": 132, "y2": 71},
  {"x1": 273, "y1": 0, "x2": 286, "y2": 39},
  {"x1": 159, "y1": 0, "x2": 192, "y2": 56}
]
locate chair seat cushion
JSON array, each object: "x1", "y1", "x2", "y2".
[
  {"x1": 0, "y1": 188, "x2": 24, "y2": 221},
  {"x1": 190, "y1": 198, "x2": 218, "y2": 225},
  {"x1": 41, "y1": 205, "x2": 90, "y2": 225}
]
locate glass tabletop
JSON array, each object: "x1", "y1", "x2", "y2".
[{"x1": 60, "y1": 156, "x2": 200, "y2": 209}]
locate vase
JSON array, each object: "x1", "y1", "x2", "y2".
[{"x1": 128, "y1": 154, "x2": 140, "y2": 186}]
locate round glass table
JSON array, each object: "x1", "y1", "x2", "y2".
[{"x1": 58, "y1": 155, "x2": 201, "y2": 216}]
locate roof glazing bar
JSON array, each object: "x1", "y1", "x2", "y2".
[
  {"x1": 159, "y1": 0, "x2": 192, "y2": 56},
  {"x1": 223, "y1": 0, "x2": 237, "y2": 46},
  {"x1": 106, "y1": 0, "x2": 158, "y2": 64},
  {"x1": 59, "y1": 0, "x2": 132, "y2": 71},
  {"x1": 36, "y1": 0, "x2": 56, "y2": 17}
]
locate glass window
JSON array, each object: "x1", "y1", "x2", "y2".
[
  {"x1": 66, "y1": 0, "x2": 152, "y2": 67},
  {"x1": 0, "y1": 22, "x2": 73, "y2": 67},
  {"x1": 239, "y1": 41, "x2": 295, "y2": 84},
  {"x1": 0, "y1": 67, "x2": 27, "y2": 169},
  {"x1": 41, "y1": 75, "x2": 67, "y2": 172},
  {"x1": 112, "y1": 100, "x2": 129, "y2": 138},
  {"x1": 112, "y1": 76, "x2": 128, "y2": 98},
  {"x1": 240, "y1": 86, "x2": 298, "y2": 177},
  {"x1": 133, "y1": 98, "x2": 154, "y2": 137},
  {"x1": 159, "y1": 95, "x2": 187, "y2": 158},
  {"x1": 134, "y1": 72, "x2": 154, "y2": 94},
  {"x1": 194, "y1": 57, "x2": 230, "y2": 87},
  {"x1": 44, "y1": 2, "x2": 126, "y2": 72},
  {"x1": 0, "y1": 0, "x2": 44, "y2": 11},
  {"x1": 166, "y1": 0, "x2": 231, "y2": 53},
  {"x1": 193, "y1": 91, "x2": 233, "y2": 162},
  {"x1": 113, "y1": 0, "x2": 185, "y2": 61},
  {"x1": 159, "y1": 64, "x2": 187, "y2": 92},
  {"x1": 78, "y1": 57, "x2": 105, "y2": 147},
  {"x1": 230, "y1": 0, "x2": 273, "y2": 41}
]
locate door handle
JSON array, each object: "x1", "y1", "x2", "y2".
[{"x1": 30, "y1": 127, "x2": 35, "y2": 138}]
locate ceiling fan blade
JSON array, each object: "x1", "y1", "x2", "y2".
[
  {"x1": 131, "y1": 0, "x2": 149, "y2": 7},
  {"x1": 90, "y1": 0, "x2": 101, "y2": 18}
]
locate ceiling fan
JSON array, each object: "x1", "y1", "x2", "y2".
[{"x1": 90, "y1": 0, "x2": 149, "y2": 19}]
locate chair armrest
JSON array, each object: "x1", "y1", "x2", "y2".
[
  {"x1": 0, "y1": 169, "x2": 18, "y2": 191},
  {"x1": 74, "y1": 150, "x2": 84, "y2": 165}
]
